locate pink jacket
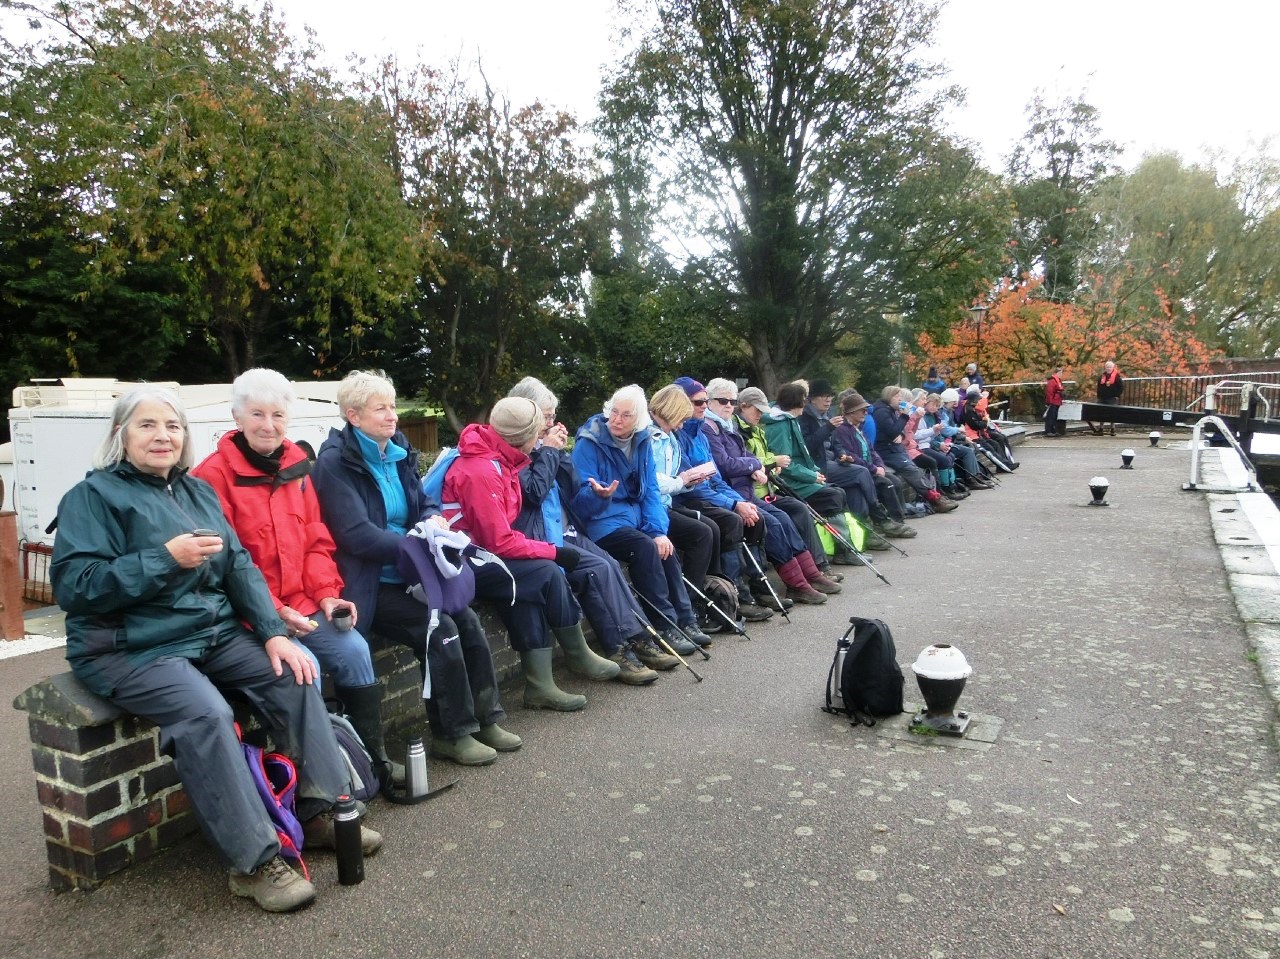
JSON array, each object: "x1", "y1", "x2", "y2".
[{"x1": 442, "y1": 424, "x2": 556, "y2": 562}]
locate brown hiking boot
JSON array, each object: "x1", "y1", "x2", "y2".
[
  {"x1": 610, "y1": 646, "x2": 659, "y2": 685},
  {"x1": 808, "y1": 573, "x2": 842, "y2": 595},
  {"x1": 229, "y1": 855, "x2": 316, "y2": 913},
  {"x1": 303, "y1": 810, "x2": 384, "y2": 855},
  {"x1": 632, "y1": 638, "x2": 679, "y2": 671},
  {"x1": 785, "y1": 584, "x2": 828, "y2": 605}
]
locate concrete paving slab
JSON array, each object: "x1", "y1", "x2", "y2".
[
  {"x1": 1220, "y1": 544, "x2": 1279, "y2": 577},
  {"x1": 1227, "y1": 572, "x2": 1280, "y2": 624},
  {"x1": 1244, "y1": 623, "x2": 1280, "y2": 719}
]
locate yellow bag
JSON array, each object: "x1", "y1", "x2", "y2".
[{"x1": 815, "y1": 511, "x2": 866, "y2": 556}]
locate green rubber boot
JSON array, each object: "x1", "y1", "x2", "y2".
[
  {"x1": 552, "y1": 623, "x2": 621, "y2": 681},
  {"x1": 474, "y1": 723, "x2": 523, "y2": 752},
  {"x1": 430, "y1": 734, "x2": 497, "y2": 766},
  {"x1": 521, "y1": 648, "x2": 587, "y2": 711}
]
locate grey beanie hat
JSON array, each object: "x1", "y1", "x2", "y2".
[{"x1": 490, "y1": 396, "x2": 543, "y2": 448}]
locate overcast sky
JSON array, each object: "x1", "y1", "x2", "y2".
[{"x1": 263, "y1": 0, "x2": 1280, "y2": 173}]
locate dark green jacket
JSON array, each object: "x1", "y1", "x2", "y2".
[
  {"x1": 51, "y1": 461, "x2": 286, "y2": 697},
  {"x1": 762, "y1": 410, "x2": 824, "y2": 499}
]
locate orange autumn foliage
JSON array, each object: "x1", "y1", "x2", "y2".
[{"x1": 918, "y1": 276, "x2": 1219, "y2": 385}]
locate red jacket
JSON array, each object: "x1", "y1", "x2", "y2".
[
  {"x1": 1046, "y1": 374, "x2": 1064, "y2": 406},
  {"x1": 442, "y1": 424, "x2": 556, "y2": 562},
  {"x1": 192, "y1": 432, "x2": 344, "y2": 616}
]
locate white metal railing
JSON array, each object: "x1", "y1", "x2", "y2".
[{"x1": 1184, "y1": 415, "x2": 1261, "y2": 493}]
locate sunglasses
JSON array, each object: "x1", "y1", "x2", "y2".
[
  {"x1": 691, "y1": 398, "x2": 709, "y2": 407},
  {"x1": 711, "y1": 397, "x2": 738, "y2": 406}
]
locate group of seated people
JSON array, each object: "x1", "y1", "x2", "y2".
[{"x1": 48, "y1": 366, "x2": 1017, "y2": 915}]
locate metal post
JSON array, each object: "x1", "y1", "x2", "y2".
[
  {"x1": 0, "y1": 511, "x2": 26, "y2": 640},
  {"x1": 968, "y1": 304, "x2": 989, "y2": 375}
]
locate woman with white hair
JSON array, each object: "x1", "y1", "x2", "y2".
[
  {"x1": 311, "y1": 371, "x2": 518, "y2": 767},
  {"x1": 572, "y1": 385, "x2": 711, "y2": 654},
  {"x1": 506, "y1": 377, "x2": 680, "y2": 676},
  {"x1": 51, "y1": 387, "x2": 375, "y2": 913},
  {"x1": 193, "y1": 368, "x2": 402, "y2": 789}
]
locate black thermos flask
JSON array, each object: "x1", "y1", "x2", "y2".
[{"x1": 333, "y1": 794, "x2": 365, "y2": 886}]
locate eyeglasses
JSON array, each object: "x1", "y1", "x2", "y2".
[
  {"x1": 711, "y1": 397, "x2": 738, "y2": 407},
  {"x1": 691, "y1": 398, "x2": 708, "y2": 407}
]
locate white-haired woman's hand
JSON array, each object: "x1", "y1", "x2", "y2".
[{"x1": 587, "y1": 477, "x2": 618, "y2": 498}]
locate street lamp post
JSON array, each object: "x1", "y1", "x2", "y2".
[{"x1": 968, "y1": 305, "x2": 989, "y2": 378}]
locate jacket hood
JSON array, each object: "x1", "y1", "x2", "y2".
[{"x1": 457, "y1": 423, "x2": 529, "y2": 472}]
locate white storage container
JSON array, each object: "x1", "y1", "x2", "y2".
[{"x1": 8, "y1": 379, "x2": 344, "y2": 546}]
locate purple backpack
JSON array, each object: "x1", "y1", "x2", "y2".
[{"x1": 237, "y1": 724, "x2": 307, "y2": 878}]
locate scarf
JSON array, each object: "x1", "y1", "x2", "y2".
[
  {"x1": 705, "y1": 407, "x2": 734, "y2": 431},
  {"x1": 230, "y1": 431, "x2": 312, "y2": 489}
]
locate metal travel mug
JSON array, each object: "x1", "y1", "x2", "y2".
[
  {"x1": 333, "y1": 794, "x2": 364, "y2": 886},
  {"x1": 405, "y1": 737, "x2": 429, "y2": 799},
  {"x1": 331, "y1": 605, "x2": 353, "y2": 632}
]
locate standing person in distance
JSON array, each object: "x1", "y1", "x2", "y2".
[
  {"x1": 1044, "y1": 367, "x2": 1064, "y2": 438},
  {"x1": 1096, "y1": 360, "x2": 1123, "y2": 436}
]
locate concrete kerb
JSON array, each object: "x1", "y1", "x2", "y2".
[{"x1": 1201, "y1": 448, "x2": 1280, "y2": 723}]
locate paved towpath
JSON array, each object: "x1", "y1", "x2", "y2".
[{"x1": 2, "y1": 434, "x2": 1278, "y2": 959}]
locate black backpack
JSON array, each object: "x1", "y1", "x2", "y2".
[
  {"x1": 327, "y1": 712, "x2": 382, "y2": 802},
  {"x1": 700, "y1": 573, "x2": 742, "y2": 633},
  {"x1": 823, "y1": 616, "x2": 905, "y2": 726}
]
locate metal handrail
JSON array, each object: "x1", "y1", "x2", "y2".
[{"x1": 1183, "y1": 415, "x2": 1261, "y2": 493}]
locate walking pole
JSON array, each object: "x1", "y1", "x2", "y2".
[
  {"x1": 738, "y1": 541, "x2": 790, "y2": 623},
  {"x1": 639, "y1": 619, "x2": 703, "y2": 682},
  {"x1": 768, "y1": 476, "x2": 893, "y2": 584},
  {"x1": 680, "y1": 574, "x2": 751, "y2": 640},
  {"x1": 629, "y1": 586, "x2": 713, "y2": 662}
]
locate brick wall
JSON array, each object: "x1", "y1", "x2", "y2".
[{"x1": 14, "y1": 608, "x2": 524, "y2": 892}]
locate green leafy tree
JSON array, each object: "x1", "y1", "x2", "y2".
[
  {"x1": 1006, "y1": 92, "x2": 1121, "y2": 302},
  {"x1": 582, "y1": 127, "x2": 752, "y2": 404},
  {"x1": 0, "y1": 191, "x2": 193, "y2": 439},
  {"x1": 368, "y1": 59, "x2": 602, "y2": 428},
  {"x1": 598, "y1": 0, "x2": 1008, "y2": 394},
  {"x1": 1086, "y1": 149, "x2": 1280, "y2": 356},
  {"x1": 0, "y1": 0, "x2": 418, "y2": 377}
]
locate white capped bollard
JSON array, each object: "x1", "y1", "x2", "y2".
[{"x1": 909, "y1": 644, "x2": 972, "y2": 736}]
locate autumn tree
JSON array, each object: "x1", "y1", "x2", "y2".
[
  {"x1": 918, "y1": 276, "x2": 1216, "y2": 386},
  {"x1": 1006, "y1": 92, "x2": 1121, "y2": 302},
  {"x1": 0, "y1": 0, "x2": 418, "y2": 377},
  {"x1": 599, "y1": 0, "x2": 1008, "y2": 395}
]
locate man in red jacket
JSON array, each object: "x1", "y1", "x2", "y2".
[{"x1": 1044, "y1": 367, "x2": 1064, "y2": 438}]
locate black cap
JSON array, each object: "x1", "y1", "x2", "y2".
[{"x1": 809, "y1": 378, "x2": 835, "y2": 398}]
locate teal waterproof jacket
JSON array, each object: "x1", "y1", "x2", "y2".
[
  {"x1": 51, "y1": 461, "x2": 287, "y2": 697},
  {"x1": 762, "y1": 410, "x2": 825, "y2": 499}
]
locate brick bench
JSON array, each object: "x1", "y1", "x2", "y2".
[{"x1": 13, "y1": 608, "x2": 523, "y2": 892}]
